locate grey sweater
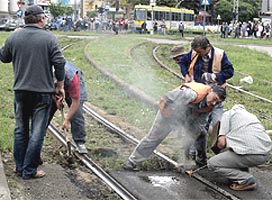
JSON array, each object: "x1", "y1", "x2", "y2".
[{"x1": 0, "y1": 25, "x2": 65, "y2": 93}]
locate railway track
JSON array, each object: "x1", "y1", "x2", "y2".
[
  {"x1": 152, "y1": 45, "x2": 272, "y2": 104},
  {"x1": 45, "y1": 37, "x2": 271, "y2": 199},
  {"x1": 47, "y1": 103, "x2": 254, "y2": 200},
  {"x1": 150, "y1": 45, "x2": 272, "y2": 128},
  {"x1": 48, "y1": 123, "x2": 137, "y2": 200}
]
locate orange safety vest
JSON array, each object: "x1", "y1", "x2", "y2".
[
  {"x1": 159, "y1": 82, "x2": 212, "y2": 117},
  {"x1": 181, "y1": 82, "x2": 211, "y2": 104},
  {"x1": 188, "y1": 47, "x2": 224, "y2": 77}
]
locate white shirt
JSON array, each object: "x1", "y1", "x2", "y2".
[{"x1": 219, "y1": 105, "x2": 272, "y2": 154}]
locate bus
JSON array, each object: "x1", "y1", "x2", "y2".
[{"x1": 133, "y1": 4, "x2": 195, "y2": 33}]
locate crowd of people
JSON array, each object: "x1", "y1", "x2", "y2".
[
  {"x1": 0, "y1": 4, "x2": 271, "y2": 193},
  {"x1": 47, "y1": 16, "x2": 130, "y2": 33},
  {"x1": 220, "y1": 21, "x2": 271, "y2": 39}
]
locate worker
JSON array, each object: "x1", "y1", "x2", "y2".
[
  {"x1": 124, "y1": 82, "x2": 226, "y2": 171},
  {"x1": 48, "y1": 61, "x2": 88, "y2": 154},
  {"x1": 178, "y1": 36, "x2": 234, "y2": 166},
  {"x1": 208, "y1": 104, "x2": 272, "y2": 191}
]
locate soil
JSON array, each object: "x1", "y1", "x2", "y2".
[{"x1": 2, "y1": 104, "x2": 137, "y2": 200}]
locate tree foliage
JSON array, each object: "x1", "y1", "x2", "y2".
[{"x1": 48, "y1": 3, "x2": 73, "y2": 18}]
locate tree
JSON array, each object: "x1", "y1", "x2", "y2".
[
  {"x1": 48, "y1": 3, "x2": 73, "y2": 18},
  {"x1": 214, "y1": 0, "x2": 233, "y2": 23}
]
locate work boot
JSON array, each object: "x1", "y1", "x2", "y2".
[
  {"x1": 123, "y1": 160, "x2": 140, "y2": 171},
  {"x1": 76, "y1": 143, "x2": 88, "y2": 154}
]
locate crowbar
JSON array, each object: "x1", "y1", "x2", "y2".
[
  {"x1": 185, "y1": 165, "x2": 207, "y2": 177},
  {"x1": 61, "y1": 107, "x2": 72, "y2": 157}
]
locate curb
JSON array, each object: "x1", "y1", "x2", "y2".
[{"x1": 0, "y1": 153, "x2": 11, "y2": 200}]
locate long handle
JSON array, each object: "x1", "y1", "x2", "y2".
[{"x1": 61, "y1": 108, "x2": 72, "y2": 156}]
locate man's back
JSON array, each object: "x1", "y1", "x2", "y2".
[
  {"x1": 1, "y1": 26, "x2": 65, "y2": 93},
  {"x1": 221, "y1": 105, "x2": 272, "y2": 154}
]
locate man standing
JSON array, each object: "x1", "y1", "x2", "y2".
[
  {"x1": 48, "y1": 61, "x2": 88, "y2": 154},
  {"x1": 0, "y1": 5, "x2": 66, "y2": 179},
  {"x1": 178, "y1": 21, "x2": 185, "y2": 37},
  {"x1": 124, "y1": 82, "x2": 226, "y2": 171},
  {"x1": 179, "y1": 36, "x2": 234, "y2": 166},
  {"x1": 208, "y1": 104, "x2": 272, "y2": 191}
]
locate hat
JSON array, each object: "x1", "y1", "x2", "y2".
[
  {"x1": 170, "y1": 45, "x2": 186, "y2": 58},
  {"x1": 25, "y1": 5, "x2": 45, "y2": 16}
]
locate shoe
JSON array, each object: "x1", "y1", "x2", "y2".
[
  {"x1": 123, "y1": 161, "x2": 140, "y2": 171},
  {"x1": 240, "y1": 167, "x2": 249, "y2": 172},
  {"x1": 38, "y1": 157, "x2": 43, "y2": 165},
  {"x1": 22, "y1": 170, "x2": 46, "y2": 180},
  {"x1": 76, "y1": 143, "x2": 88, "y2": 154},
  {"x1": 195, "y1": 157, "x2": 207, "y2": 167},
  {"x1": 230, "y1": 177, "x2": 256, "y2": 191}
]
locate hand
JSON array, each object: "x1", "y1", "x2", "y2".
[
  {"x1": 52, "y1": 95, "x2": 64, "y2": 109},
  {"x1": 55, "y1": 81, "x2": 65, "y2": 102},
  {"x1": 201, "y1": 73, "x2": 217, "y2": 84},
  {"x1": 217, "y1": 135, "x2": 226, "y2": 149},
  {"x1": 62, "y1": 118, "x2": 70, "y2": 132},
  {"x1": 184, "y1": 74, "x2": 192, "y2": 83}
]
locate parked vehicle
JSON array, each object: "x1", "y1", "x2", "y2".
[
  {"x1": 0, "y1": 18, "x2": 8, "y2": 31},
  {"x1": 2, "y1": 18, "x2": 25, "y2": 31}
]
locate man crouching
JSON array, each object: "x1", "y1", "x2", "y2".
[
  {"x1": 208, "y1": 104, "x2": 272, "y2": 191},
  {"x1": 124, "y1": 82, "x2": 226, "y2": 171}
]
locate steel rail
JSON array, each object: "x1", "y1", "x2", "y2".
[
  {"x1": 83, "y1": 104, "x2": 177, "y2": 167},
  {"x1": 82, "y1": 104, "x2": 241, "y2": 200},
  {"x1": 48, "y1": 124, "x2": 137, "y2": 200},
  {"x1": 152, "y1": 46, "x2": 272, "y2": 104}
]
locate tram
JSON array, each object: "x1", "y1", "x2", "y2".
[{"x1": 133, "y1": 4, "x2": 195, "y2": 32}]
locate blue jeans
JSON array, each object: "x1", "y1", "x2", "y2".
[
  {"x1": 48, "y1": 97, "x2": 86, "y2": 144},
  {"x1": 14, "y1": 91, "x2": 52, "y2": 178}
]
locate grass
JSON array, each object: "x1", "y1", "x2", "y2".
[{"x1": 0, "y1": 31, "x2": 271, "y2": 156}]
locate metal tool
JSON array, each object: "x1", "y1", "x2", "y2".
[
  {"x1": 61, "y1": 107, "x2": 72, "y2": 157},
  {"x1": 185, "y1": 165, "x2": 207, "y2": 177}
]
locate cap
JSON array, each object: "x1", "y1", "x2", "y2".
[
  {"x1": 170, "y1": 45, "x2": 186, "y2": 58},
  {"x1": 25, "y1": 5, "x2": 45, "y2": 16}
]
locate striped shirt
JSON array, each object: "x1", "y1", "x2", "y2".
[{"x1": 219, "y1": 105, "x2": 272, "y2": 155}]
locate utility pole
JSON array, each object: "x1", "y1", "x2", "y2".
[{"x1": 232, "y1": 0, "x2": 239, "y2": 29}]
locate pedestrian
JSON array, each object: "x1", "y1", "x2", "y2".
[
  {"x1": 161, "y1": 19, "x2": 167, "y2": 35},
  {"x1": 170, "y1": 45, "x2": 187, "y2": 64},
  {"x1": 153, "y1": 19, "x2": 158, "y2": 34},
  {"x1": 208, "y1": 104, "x2": 272, "y2": 191},
  {"x1": 0, "y1": 4, "x2": 66, "y2": 179},
  {"x1": 178, "y1": 21, "x2": 185, "y2": 37},
  {"x1": 179, "y1": 36, "x2": 234, "y2": 166},
  {"x1": 48, "y1": 61, "x2": 88, "y2": 154},
  {"x1": 124, "y1": 82, "x2": 226, "y2": 171}
]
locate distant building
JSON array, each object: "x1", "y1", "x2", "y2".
[{"x1": 262, "y1": 0, "x2": 272, "y2": 13}]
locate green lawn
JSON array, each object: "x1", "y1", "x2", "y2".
[{"x1": 0, "y1": 31, "x2": 271, "y2": 153}]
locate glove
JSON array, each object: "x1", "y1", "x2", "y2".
[{"x1": 201, "y1": 73, "x2": 217, "y2": 84}]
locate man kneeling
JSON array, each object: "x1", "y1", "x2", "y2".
[{"x1": 208, "y1": 104, "x2": 272, "y2": 191}]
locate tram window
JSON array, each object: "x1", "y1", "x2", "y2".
[
  {"x1": 134, "y1": 9, "x2": 146, "y2": 20},
  {"x1": 147, "y1": 11, "x2": 152, "y2": 20},
  {"x1": 156, "y1": 11, "x2": 164, "y2": 20},
  {"x1": 172, "y1": 13, "x2": 181, "y2": 21},
  {"x1": 154, "y1": 11, "x2": 159, "y2": 20},
  {"x1": 165, "y1": 12, "x2": 170, "y2": 20},
  {"x1": 184, "y1": 13, "x2": 194, "y2": 21}
]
